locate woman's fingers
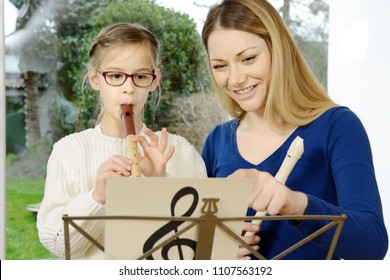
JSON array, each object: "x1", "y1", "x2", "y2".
[
  {"x1": 236, "y1": 222, "x2": 261, "y2": 259},
  {"x1": 242, "y1": 221, "x2": 260, "y2": 234},
  {"x1": 237, "y1": 244, "x2": 260, "y2": 259}
]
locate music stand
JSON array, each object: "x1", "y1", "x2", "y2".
[{"x1": 63, "y1": 197, "x2": 347, "y2": 260}]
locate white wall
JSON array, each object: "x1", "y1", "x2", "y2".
[{"x1": 328, "y1": 0, "x2": 390, "y2": 259}]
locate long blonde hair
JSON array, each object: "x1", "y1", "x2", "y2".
[
  {"x1": 85, "y1": 22, "x2": 160, "y2": 124},
  {"x1": 202, "y1": 0, "x2": 337, "y2": 129}
]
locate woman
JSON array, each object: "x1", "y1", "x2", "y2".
[{"x1": 201, "y1": 0, "x2": 388, "y2": 259}]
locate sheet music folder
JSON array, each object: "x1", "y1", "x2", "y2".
[
  {"x1": 104, "y1": 177, "x2": 253, "y2": 260},
  {"x1": 62, "y1": 177, "x2": 347, "y2": 260}
]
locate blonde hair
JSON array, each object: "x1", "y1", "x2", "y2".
[
  {"x1": 85, "y1": 22, "x2": 160, "y2": 123},
  {"x1": 202, "y1": 0, "x2": 337, "y2": 129}
]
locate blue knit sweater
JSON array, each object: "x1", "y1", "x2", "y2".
[{"x1": 201, "y1": 107, "x2": 388, "y2": 259}]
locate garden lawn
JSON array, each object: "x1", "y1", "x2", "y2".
[{"x1": 6, "y1": 178, "x2": 56, "y2": 259}]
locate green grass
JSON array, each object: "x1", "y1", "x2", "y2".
[{"x1": 6, "y1": 178, "x2": 56, "y2": 259}]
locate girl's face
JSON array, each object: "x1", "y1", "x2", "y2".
[
  {"x1": 207, "y1": 29, "x2": 272, "y2": 115},
  {"x1": 89, "y1": 43, "x2": 160, "y2": 128}
]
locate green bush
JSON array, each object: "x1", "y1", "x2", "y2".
[{"x1": 69, "y1": 0, "x2": 211, "y2": 131}]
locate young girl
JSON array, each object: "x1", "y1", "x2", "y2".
[
  {"x1": 37, "y1": 23, "x2": 207, "y2": 259},
  {"x1": 201, "y1": 0, "x2": 388, "y2": 259}
]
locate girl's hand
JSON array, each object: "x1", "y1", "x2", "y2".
[
  {"x1": 132, "y1": 127, "x2": 175, "y2": 177},
  {"x1": 228, "y1": 169, "x2": 308, "y2": 216},
  {"x1": 93, "y1": 155, "x2": 132, "y2": 204},
  {"x1": 237, "y1": 222, "x2": 261, "y2": 260}
]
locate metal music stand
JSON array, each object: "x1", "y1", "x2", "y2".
[{"x1": 62, "y1": 197, "x2": 347, "y2": 260}]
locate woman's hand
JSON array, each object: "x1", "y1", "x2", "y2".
[
  {"x1": 93, "y1": 155, "x2": 132, "y2": 204},
  {"x1": 229, "y1": 169, "x2": 308, "y2": 216},
  {"x1": 132, "y1": 127, "x2": 175, "y2": 177},
  {"x1": 237, "y1": 222, "x2": 261, "y2": 260}
]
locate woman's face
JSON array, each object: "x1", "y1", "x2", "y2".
[
  {"x1": 207, "y1": 29, "x2": 272, "y2": 115},
  {"x1": 89, "y1": 43, "x2": 160, "y2": 125}
]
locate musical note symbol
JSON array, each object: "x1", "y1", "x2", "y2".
[{"x1": 143, "y1": 186, "x2": 199, "y2": 260}]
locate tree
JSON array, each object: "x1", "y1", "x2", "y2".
[{"x1": 10, "y1": 0, "x2": 55, "y2": 149}]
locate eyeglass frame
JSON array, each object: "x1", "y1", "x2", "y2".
[{"x1": 97, "y1": 68, "x2": 157, "y2": 88}]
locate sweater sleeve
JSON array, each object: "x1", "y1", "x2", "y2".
[
  {"x1": 166, "y1": 134, "x2": 207, "y2": 178},
  {"x1": 293, "y1": 108, "x2": 388, "y2": 259},
  {"x1": 37, "y1": 139, "x2": 105, "y2": 259}
]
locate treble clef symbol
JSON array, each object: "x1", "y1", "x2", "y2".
[{"x1": 142, "y1": 186, "x2": 198, "y2": 260}]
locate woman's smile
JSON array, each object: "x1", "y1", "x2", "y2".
[{"x1": 234, "y1": 84, "x2": 257, "y2": 96}]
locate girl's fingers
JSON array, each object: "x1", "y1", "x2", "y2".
[
  {"x1": 162, "y1": 145, "x2": 175, "y2": 162},
  {"x1": 100, "y1": 155, "x2": 132, "y2": 176},
  {"x1": 158, "y1": 127, "x2": 168, "y2": 152},
  {"x1": 133, "y1": 129, "x2": 174, "y2": 160},
  {"x1": 144, "y1": 128, "x2": 159, "y2": 148},
  {"x1": 132, "y1": 135, "x2": 149, "y2": 148}
]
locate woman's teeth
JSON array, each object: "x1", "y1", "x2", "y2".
[{"x1": 236, "y1": 85, "x2": 255, "y2": 95}]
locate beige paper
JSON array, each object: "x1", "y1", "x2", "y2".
[{"x1": 104, "y1": 177, "x2": 253, "y2": 260}]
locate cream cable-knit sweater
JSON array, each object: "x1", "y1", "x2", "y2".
[{"x1": 37, "y1": 124, "x2": 207, "y2": 259}]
